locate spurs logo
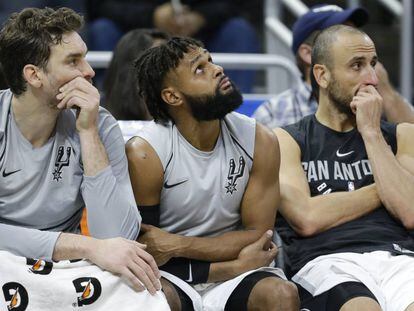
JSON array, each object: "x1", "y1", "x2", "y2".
[
  {"x1": 52, "y1": 146, "x2": 71, "y2": 182},
  {"x1": 225, "y1": 156, "x2": 245, "y2": 194},
  {"x1": 2, "y1": 282, "x2": 29, "y2": 311}
]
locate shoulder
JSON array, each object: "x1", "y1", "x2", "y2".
[
  {"x1": 128, "y1": 120, "x2": 173, "y2": 171},
  {"x1": 126, "y1": 135, "x2": 159, "y2": 164},
  {"x1": 280, "y1": 115, "x2": 313, "y2": 149},
  {"x1": 255, "y1": 122, "x2": 279, "y2": 151},
  {"x1": 224, "y1": 112, "x2": 256, "y2": 158},
  {"x1": 225, "y1": 111, "x2": 256, "y2": 130}
]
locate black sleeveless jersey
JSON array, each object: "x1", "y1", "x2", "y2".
[{"x1": 277, "y1": 114, "x2": 414, "y2": 277}]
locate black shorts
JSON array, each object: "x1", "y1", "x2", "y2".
[{"x1": 298, "y1": 281, "x2": 378, "y2": 311}]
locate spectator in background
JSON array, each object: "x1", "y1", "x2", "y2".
[
  {"x1": 103, "y1": 29, "x2": 169, "y2": 120},
  {"x1": 0, "y1": 0, "x2": 87, "y2": 27},
  {"x1": 86, "y1": 0, "x2": 259, "y2": 93},
  {"x1": 253, "y1": 4, "x2": 414, "y2": 129}
]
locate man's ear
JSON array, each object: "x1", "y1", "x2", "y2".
[
  {"x1": 313, "y1": 64, "x2": 330, "y2": 89},
  {"x1": 22, "y1": 64, "x2": 42, "y2": 88},
  {"x1": 161, "y1": 87, "x2": 183, "y2": 107},
  {"x1": 298, "y1": 43, "x2": 312, "y2": 66}
]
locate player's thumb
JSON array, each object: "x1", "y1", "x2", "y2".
[{"x1": 258, "y1": 230, "x2": 273, "y2": 250}]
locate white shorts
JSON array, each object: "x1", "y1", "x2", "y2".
[
  {"x1": 292, "y1": 251, "x2": 414, "y2": 311},
  {"x1": 161, "y1": 266, "x2": 286, "y2": 311}
]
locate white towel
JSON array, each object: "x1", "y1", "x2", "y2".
[{"x1": 0, "y1": 251, "x2": 170, "y2": 310}]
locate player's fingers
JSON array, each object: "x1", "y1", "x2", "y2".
[
  {"x1": 133, "y1": 255, "x2": 161, "y2": 291},
  {"x1": 128, "y1": 261, "x2": 157, "y2": 295},
  {"x1": 136, "y1": 246, "x2": 161, "y2": 279},
  {"x1": 122, "y1": 268, "x2": 145, "y2": 293}
]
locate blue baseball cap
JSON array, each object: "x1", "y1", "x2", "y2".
[{"x1": 292, "y1": 4, "x2": 369, "y2": 54}]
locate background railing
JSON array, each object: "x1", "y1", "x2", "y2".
[{"x1": 86, "y1": 51, "x2": 303, "y2": 94}]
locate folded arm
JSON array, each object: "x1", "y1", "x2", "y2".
[
  {"x1": 353, "y1": 86, "x2": 414, "y2": 229},
  {"x1": 275, "y1": 128, "x2": 381, "y2": 237},
  {"x1": 127, "y1": 124, "x2": 279, "y2": 274}
]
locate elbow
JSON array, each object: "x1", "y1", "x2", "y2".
[
  {"x1": 293, "y1": 216, "x2": 320, "y2": 238},
  {"x1": 401, "y1": 214, "x2": 414, "y2": 230},
  {"x1": 386, "y1": 201, "x2": 414, "y2": 230}
]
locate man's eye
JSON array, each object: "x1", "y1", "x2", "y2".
[
  {"x1": 195, "y1": 67, "x2": 204, "y2": 74},
  {"x1": 352, "y1": 62, "x2": 361, "y2": 70}
]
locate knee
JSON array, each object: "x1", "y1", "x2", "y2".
[
  {"x1": 272, "y1": 280, "x2": 300, "y2": 307},
  {"x1": 249, "y1": 278, "x2": 299, "y2": 310}
]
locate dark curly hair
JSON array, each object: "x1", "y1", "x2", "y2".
[
  {"x1": 0, "y1": 7, "x2": 83, "y2": 95},
  {"x1": 134, "y1": 36, "x2": 204, "y2": 124}
]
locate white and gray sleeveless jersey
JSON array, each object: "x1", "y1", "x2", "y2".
[
  {"x1": 0, "y1": 89, "x2": 140, "y2": 260},
  {"x1": 137, "y1": 112, "x2": 256, "y2": 237}
]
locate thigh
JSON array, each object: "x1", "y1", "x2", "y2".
[
  {"x1": 299, "y1": 281, "x2": 379, "y2": 311},
  {"x1": 381, "y1": 255, "x2": 414, "y2": 311},
  {"x1": 161, "y1": 277, "x2": 194, "y2": 311}
]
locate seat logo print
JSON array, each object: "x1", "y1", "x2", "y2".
[
  {"x1": 26, "y1": 258, "x2": 53, "y2": 275},
  {"x1": 72, "y1": 277, "x2": 102, "y2": 307},
  {"x1": 2, "y1": 282, "x2": 29, "y2": 311},
  {"x1": 225, "y1": 156, "x2": 245, "y2": 194}
]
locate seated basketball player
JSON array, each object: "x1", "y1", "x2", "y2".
[
  {"x1": 126, "y1": 37, "x2": 299, "y2": 310},
  {"x1": 276, "y1": 25, "x2": 414, "y2": 311},
  {"x1": 0, "y1": 7, "x2": 160, "y2": 295}
]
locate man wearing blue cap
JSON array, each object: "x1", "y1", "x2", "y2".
[{"x1": 253, "y1": 4, "x2": 414, "y2": 129}]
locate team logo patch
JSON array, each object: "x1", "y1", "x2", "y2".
[
  {"x1": 72, "y1": 277, "x2": 102, "y2": 307},
  {"x1": 26, "y1": 258, "x2": 53, "y2": 275},
  {"x1": 52, "y1": 146, "x2": 71, "y2": 182},
  {"x1": 2, "y1": 282, "x2": 29, "y2": 311},
  {"x1": 225, "y1": 156, "x2": 245, "y2": 194}
]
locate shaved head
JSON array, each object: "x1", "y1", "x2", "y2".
[{"x1": 311, "y1": 25, "x2": 373, "y2": 100}]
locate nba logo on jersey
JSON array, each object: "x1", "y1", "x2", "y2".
[{"x1": 347, "y1": 181, "x2": 355, "y2": 191}]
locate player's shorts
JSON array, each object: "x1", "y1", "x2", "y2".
[
  {"x1": 292, "y1": 251, "x2": 414, "y2": 311},
  {"x1": 161, "y1": 266, "x2": 286, "y2": 311}
]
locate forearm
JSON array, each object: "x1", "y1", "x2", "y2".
[
  {"x1": 174, "y1": 229, "x2": 263, "y2": 262},
  {"x1": 0, "y1": 223, "x2": 60, "y2": 260},
  {"x1": 363, "y1": 131, "x2": 414, "y2": 224},
  {"x1": 208, "y1": 260, "x2": 242, "y2": 283},
  {"x1": 283, "y1": 184, "x2": 380, "y2": 237},
  {"x1": 82, "y1": 167, "x2": 140, "y2": 240},
  {"x1": 79, "y1": 129, "x2": 110, "y2": 176},
  {"x1": 52, "y1": 232, "x2": 97, "y2": 261}
]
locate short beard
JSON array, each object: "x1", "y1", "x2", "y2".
[
  {"x1": 327, "y1": 76, "x2": 354, "y2": 118},
  {"x1": 183, "y1": 81, "x2": 243, "y2": 121}
]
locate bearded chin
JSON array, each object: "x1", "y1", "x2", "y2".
[
  {"x1": 184, "y1": 83, "x2": 243, "y2": 121},
  {"x1": 327, "y1": 81, "x2": 354, "y2": 118}
]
